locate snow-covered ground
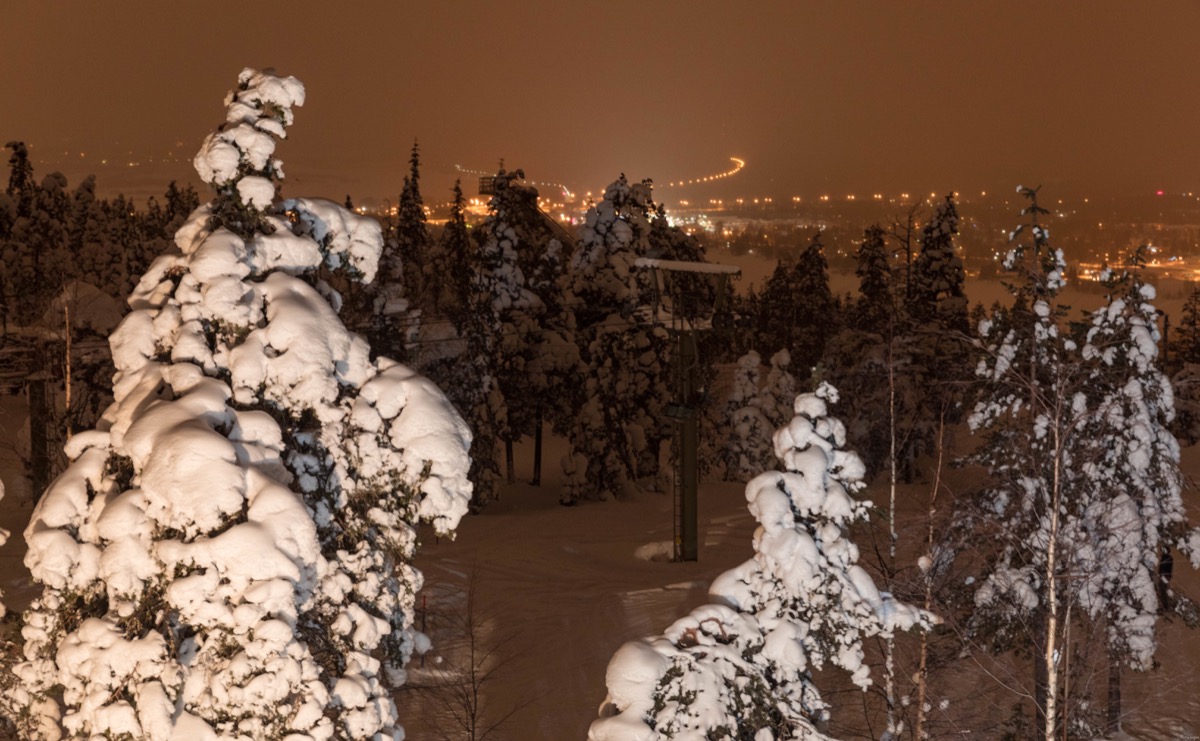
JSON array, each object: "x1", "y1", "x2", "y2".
[
  {"x1": 392, "y1": 427, "x2": 1200, "y2": 740},
  {"x1": 1, "y1": 391, "x2": 1199, "y2": 739},
  {"x1": 0, "y1": 266, "x2": 1198, "y2": 739}
]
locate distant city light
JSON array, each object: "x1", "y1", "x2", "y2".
[{"x1": 662, "y1": 157, "x2": 746, "y2": 189}]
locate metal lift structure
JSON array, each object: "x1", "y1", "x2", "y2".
[{"x1": 635, "y1": 257, "x2": 740, "y2": 561}]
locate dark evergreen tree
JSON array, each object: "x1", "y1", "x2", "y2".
[
  {"x1": 909, "y1": 193, "x2": 967, "y2": 333},
  {"x1": 751, "y1": 259, "x2": 795, "y2": 358},
  {"x1": 753, "y1": 231, "x2": 836, "y2": 377},
  {"x1": 5, "y1": 172, "x2": 74, "y2": 324},
  {"x1": 101, "y1": 194, "x2": 143, "y2": 298},
  {"x1": 852, "y1": 224, "x2": 893, "y2": 332},
  {"x1": 5, "y1": 141, "x2": 34, "y2": 216},
  {"x1": 395, "y1": 139, "x2": 429, "y2": 309},
  {"x1": 162, "y1": 180, "x2": 199, "y2": 224},
  {"x1": 1174, "y1": 284, "x2": 1200, "y2": 364},
  {"x1": 426, "y1": 180, "x2": 472, "y2": 320},
  {"x1": 792, "y1": 231, "x2": 836, "y2": 372},
  {"x1": 68, "y1": 176, "x2": 124, "y2": 298}
]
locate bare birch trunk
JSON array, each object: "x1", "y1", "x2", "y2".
[
  {"x1": 915, "y1": 415, "x2": 945, "y2": 740},
  {"x1": 884, "y1": 336, "x2": 898, "y2": 737},
  {"x1": 1043, "y1": 423, "x2": 1064, "y2": 741}
]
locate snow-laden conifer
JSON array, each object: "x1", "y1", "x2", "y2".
[
  {"x1": 590, "y1": 384, "x2": 935, "y2": 740},
  {"x1": 459, "y1": 167, "x2": 577, "y2": 503},
  {"x1": 562, "y1": 176, "x2": 672, "y2": 503},
  {"x1": 760, "y1": 349, "x2": 798, "y2": 429},
  {"x1": 721, "y1": 350, "x2": 774, "y2": 481},
  {"x1": 1075, "y1": 252, "x2": 1200, "y2": 729},
  {"x1": 963, "y1": 186, "x2": 1086, "y2": 737},
  {"x1": 10, "y1": 68, "x2": 471, "y2": 740}
]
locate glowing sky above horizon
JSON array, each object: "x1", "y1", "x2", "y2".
[{"x1": 6, "y1": 2, "x2": 1200, "y2": 204}]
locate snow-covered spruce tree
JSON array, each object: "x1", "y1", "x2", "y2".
[
  {"x1": 568, "y1": 175, "x2": 655, "y2": 331},
  {"x1": 721, "y1": 350, "x2": 774, "y2": 481},
  {"x1": 1075, "y1": 250, "x2": 1200, "y2": 733},
  {"x1": 482, "y1": 169, "x2": 575, "y2": 485},
  {"x1": 457, "y1": 168, "x2": 574, "y2": 503},
  {"x1": 562, "y1": 175, "x2": 672, "y2": 503},
  {"x1": 760, "y1": 348, "x2": 798, "y2": 429},
  {"x1": 590, "y1": 384, "x2": 935, "y2": 740},
  {"x1": 962, "y1": 186, "x2": 1085, "y2": 738},
  {"x1": 10, "y1": 69, "x2": 472, "y2": 740}
]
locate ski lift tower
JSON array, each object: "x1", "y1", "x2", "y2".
[{"x1": 635, "y1": 257, "x2": 740, "y2": 561}]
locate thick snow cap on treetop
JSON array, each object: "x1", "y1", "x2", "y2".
[{"x1": 194, "y1": 68, "x2": 304, "y2": 188}]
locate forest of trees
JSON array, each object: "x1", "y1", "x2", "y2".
[{"x1": 1, "y1": 69, "x2": 1198, "y2": 740}]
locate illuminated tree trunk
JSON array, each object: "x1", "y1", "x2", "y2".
[
  {"x1": 1042, "y1": 423, "x2": 1064, "y2": 741},
  {"x1": 915, "y1": 415, "x2": 945, "y2": 740},
  {"x1": 884, "y1": 335, "x2": 898, "y2": 737}
]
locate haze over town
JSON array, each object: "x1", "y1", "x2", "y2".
[
  {"x1": 3, "y1": 4, "x2": 1200, "y2": 741},
  {"x1": 8, "y1": 2, "x2": 1200, "y2": 202}
]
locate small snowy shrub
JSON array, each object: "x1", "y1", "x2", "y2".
[
  {"x1": 9, "y1": 69, "x2": 471, "y2": 740},
  {"x1": 590, "y1": 384, "x2": 935, "y2": 740}
]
